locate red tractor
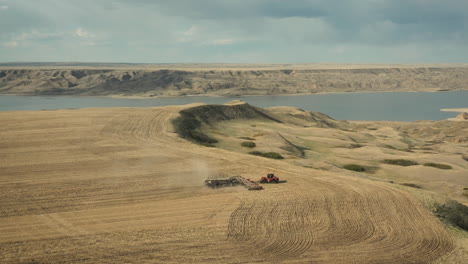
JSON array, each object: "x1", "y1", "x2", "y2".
[{"x1": 260, "y1": 173, "x2": 279, "y2": 184}]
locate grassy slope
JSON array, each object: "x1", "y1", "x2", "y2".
[{"x1": 196, "y1": 103, "x2": 468, "y2": 263}]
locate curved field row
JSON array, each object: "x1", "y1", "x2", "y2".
[
  {"x1": 226, "y1": 172, "x2": 454, "y2": 263},
  {"x1": 0, "y1": 106, "x2": 455, "y2": 264},
  {"x1": 98, "y1": 107, "x2": 454, "y2": 263}
]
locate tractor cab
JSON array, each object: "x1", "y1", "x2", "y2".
[{"x1": 260, "y1": 173, "x2": 279, "y2": 183}]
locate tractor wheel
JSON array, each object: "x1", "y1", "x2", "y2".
[
  {"x1": 260, "y1": 179, "x2": 266, "y2": 183},
  {"x1": 274, "y1": 179, "x2": 278, "y2": 183}
]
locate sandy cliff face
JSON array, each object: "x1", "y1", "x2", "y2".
[
  {"x1": 455, "y1": 112, "x2": 468, "y2": 120},
  {"x1": 0, "y1": 67, "x2": 467, "y2": 96}
]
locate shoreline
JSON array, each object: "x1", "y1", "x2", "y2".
[
  {"x1": 440, "y1": 108, "x2": 468, "y2": 112},
  {"x1": 1, "y1": 88, "x2": 467, "y2": 100},
  {"x1": 1, "y1": 90, "x2": 467, "y2": 122}
]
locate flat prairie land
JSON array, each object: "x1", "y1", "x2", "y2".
[{"x1": 0, "y1": 103, "x2": 465, "y2": 263}]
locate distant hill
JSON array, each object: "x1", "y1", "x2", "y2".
[{"x1": 0, "y1": 63, "x2": 467, "y2": 97}]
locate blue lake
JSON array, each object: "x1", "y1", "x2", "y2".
[{"x1": 0, "y1": 91, "x2": 467, "y2": 121}]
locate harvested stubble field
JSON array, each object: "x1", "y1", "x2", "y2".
[{"x1": 0, "y1": 103, "x2": 458, "y2": 263}]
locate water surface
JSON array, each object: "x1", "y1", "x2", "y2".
[{"x1": 0, "y1": 91, "x2": 467, "y2": 121}]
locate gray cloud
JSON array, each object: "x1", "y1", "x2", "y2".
[
  {"x1": 111, "y1": 0, "x2": 468, "y2": 44},
  {"x1": 0, "y1": 0, "x2": 467, "y2": 63}
]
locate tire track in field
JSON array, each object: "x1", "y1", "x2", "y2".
[
  {"x1": 1, "y1": 107, "x2": 454, "y2": 263},
  {"x1": 227, "y1": 187, "x2": 316, "y2": 258},
  {"x1": 100, "y1": 109, "x2": 318, "y2": 258},
  {"x1": 100, "y1": 107, "x2": 454, "y2": 263},
  {"x1": 226, "y1": 171, "x2": 454, "y2": 263}
]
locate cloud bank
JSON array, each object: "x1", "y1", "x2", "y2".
[{"x1": 0, "y1": 0, "x2": 467, "y2": 63}]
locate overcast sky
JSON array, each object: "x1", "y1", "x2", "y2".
[{"x1": 1, "y1": 0, "x2": 467, "y2": 63}]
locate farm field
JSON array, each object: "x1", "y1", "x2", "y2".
[{"x1": 0, "y1": 102, "x2": 466, "y2": 263}]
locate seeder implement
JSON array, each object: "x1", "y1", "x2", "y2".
[
  {"x1": 231, "y1": 176, "x2": 263, "y2": 190},
  {"x1": 205, "y1": 176, "x2": 263, "y2": 190}
]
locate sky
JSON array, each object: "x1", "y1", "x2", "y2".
[{"x1": 0, "y1": 0, "x2": 467, "y2": 63}]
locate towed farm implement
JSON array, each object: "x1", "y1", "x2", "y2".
[
  {"x1": 205, "y1": 173, "x2": 281, "y2": 190},
  {"x1": 205, "y1": 176, "x2": 263, "y2": 190}
]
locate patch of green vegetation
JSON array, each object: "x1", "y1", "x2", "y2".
[
  {"x1": 435, "y1": 200, "x2": 468, "y2": 231},
  {"x1": 423, "y1": 163, "x2": 452, "y2": 170},
  {"x1": 417, "y1": 147, "x2": 433, "y2": 151},
  {"x1": 240, "y1": 141, "x2": 256, "y2": 148},
  {"x1": 343, "y1": 164, "x2": 366, "y2": 172},
  {"x1": 172, "y1": 113, "x2": 218, "y2": 145},
  {"x1": 262, "y1": 152, "x2": 284, "y2": 159},
  {"x1": 382, "y1": 159, "x2": 419, "y2": 166},
  {"x1": 200, "y1": 142, "x2": 216, "y2": 147},
  {"x1": 383, "y1": 145, "x2": 413, "y2": 152},
  {"x1": 248, "y1": 151, "x2": 284, "y2": 159},
  {"x1": 172, "y1": 103, "x2": 281, "y2": 145},
  {"x1": 239, "y1": 137, "x2": 255, "y2": 140},
  {"x1": 399, "y1": 183, "x2": 422, "y2": 189}
]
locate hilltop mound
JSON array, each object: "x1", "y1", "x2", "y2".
[
  {"x1": 172, "y1": 103, "x2": 346, "y2": 145},
  {"x1": 178, "y1": 102, "x2": 281, "y2": 125},
  {"x1": 172, "y1": 102, "x2": 282, "y2": 144}
]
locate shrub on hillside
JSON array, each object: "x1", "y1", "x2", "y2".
[
  {"x1": 343, "y1": 164, "x2": 366, "y2": 172},
  {"x1": 248, "y1": 151, "x2": 284, "y2": 159},
  {"x1": 399, "y1": 183, "x2": 422, "y2": 189},
  {"x1": 382, "y1": 159, "x2": 419, "y2": 166},
  {"x1": 423, "y1": 163, "x2": 452, "y2": 170},
  {"x1": 241, "y1": 141, "x2": 256, "y2": 148},
  {"x1": 200, "y1": 142, "x2": 216, "y2": 147},
  {"x1": 435, "y1": 200, "x2": 468, "y2": 231},
  {"x1": 262, "y1": 152, "x2": 284, "y2": 159}
]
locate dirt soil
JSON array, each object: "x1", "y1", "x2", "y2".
[{"x1": 0, "y1": 103, "x2": 464, "y2": 264}]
